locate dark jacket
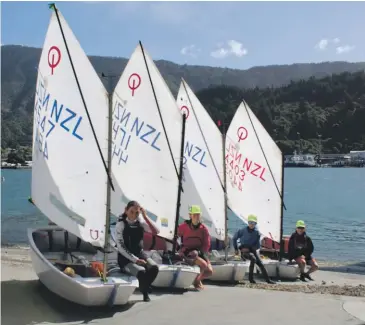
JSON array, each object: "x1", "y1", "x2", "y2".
[
  {"x1": 115, "y1": 215, "x2": 145, "y2": 264},
  {"x1": 232, "y1": 226, "x2": 261, "y2": 251},
  {"x1": 288, "y1": 231, "x2": 314, "y2": 260}
]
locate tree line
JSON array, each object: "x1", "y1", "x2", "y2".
[
  {"x1": 197, "y1": 71, "x2": 365, "y2": 154},
  {"x1": 2, "y1": 70, "x2": 365, "y2": 155}
]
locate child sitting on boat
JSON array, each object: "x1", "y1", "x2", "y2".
[
  {"x1": 177, "y1": 205, "x2": 213, "y2": 290},
  {"x1": 115, "y1": 200, "x2": 160, "y2": 302},
  {"x1": 233, "y1": 215, "x2": 275, "y2": 284},
  {"x1": 288, "y1": 220, "x2": 319, "y2": 282}
]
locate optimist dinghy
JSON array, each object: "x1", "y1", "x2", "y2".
[
  {"x1": 225, "y1": 101, "x2": 300, "y2": 280},
  {"x1": 28, "y1": 4, "x2": 138, "y2": 306},
  {"x1": 176, "y1": 79, "x2": 249, "y2": 282},
  {"x1": 108, "y1": 43, "x2": 200, "y2": 289}
]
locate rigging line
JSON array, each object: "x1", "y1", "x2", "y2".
[
  {"x1": 181, "y1": 79, "x2": 226, "y2": 192},
  {"x1": 243, "y1": 100, "x2": 287, "y2": 210},
  {"x1": 51, "y1": 4, "x2": 114, "y2": 191},
  {"x1": 139, "y1": 41, "x2": 180, "y2": 180}
]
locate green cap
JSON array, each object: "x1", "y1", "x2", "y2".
[
  {"x1": 247, "y1": 214, "x2": 257, "y2": 223},
  {"x1": 189, "y1": 205, "x2": 201, "y2": 214},
  {"x1": 296, "y1": 220, "x2": 306, "y2": 228}
]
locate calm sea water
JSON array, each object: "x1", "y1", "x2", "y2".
[{"x1": 1, "y1": 168, "x2": 364, "y2": 262}]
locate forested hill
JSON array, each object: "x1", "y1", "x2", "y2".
[
  {"x1": 197, "y1": 71, "x2": 365, "y2": 154},
  {"x1": 1, "y1": 44, "x2": 365, "y2": 152}
]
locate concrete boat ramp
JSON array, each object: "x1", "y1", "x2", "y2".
[{"x1": 1, "y1": 263, "x2": 364, "y2": 325}]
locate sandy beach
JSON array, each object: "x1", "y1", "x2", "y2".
[{"x1": 2, "y1": 246, "x2": 365, "y2": 325}]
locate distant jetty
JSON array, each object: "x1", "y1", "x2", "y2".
[
  {"x1": 1, "y1": 161, "x2": 32, "y2": 169},
  {"x1": 1, "y1": 165, "x2": 32, "y2": 169},
  {"x1": 284, "y1": 151, "x2": 365, "y2": 168}
]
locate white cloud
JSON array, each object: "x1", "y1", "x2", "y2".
[
  {"x1": 315, "y1": 39, "x2": 329, "y2": 51},
  {"x1": 180, "y1": 44, "x2": 201, "y2": 58},
  {"x1": 332, "y1": 38, "x2": 340, "y2": 44},
  {"x1": 210, "y1": 40, "x2": 248, "y2": 59},
  {"x1": 336, "y1": 45, "x2": 355, "y2": 54}
]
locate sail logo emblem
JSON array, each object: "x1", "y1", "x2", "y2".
[
  {"x1": 48, "y1": 46, "x2": 61, "y2": 75},
  {"x1": 128, "y1": 73, "x2": 141, "y2": 96},
  {"x1": 237, "y1": 126, "x2": 248, "y2": 142},
  {"x1": 180, "y1": 105, "x2": 190, "y2": 119},
  {"x1": 161, "y1": 218, "x2": 169, "y2": 227}
]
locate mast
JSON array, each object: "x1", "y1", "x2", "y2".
[
  {"x1": 242, "y1": 101, "x2": 286, "y2": 262},
  {"x1": 101, "y1": 73, "x2": 115, "y2": 282},
  {"x1": 172, "y1": 113, "x2": 187, "y2": 254},
  {"x1": 219, "y1": 120, "x2": 229, "y2": 262},
  {"x1": 181, "y1": 80, "x2": 227, "y2": 250},
  {"x1": 139, "y1": 41, "x2": 186, "y2": 248},
  {"x1": 279, "y1": 154, "x2": 285, "y2": 262}
]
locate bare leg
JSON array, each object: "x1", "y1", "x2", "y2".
[
  {"x1": 194, "y1": 257, "x2": 211, "y2": 289},
  {"x1": 307, "y1": 259, "x2": 319, "y2": 274},
  {"x1": 295, "y1": 257, "x2": 307, "y2": 274}
]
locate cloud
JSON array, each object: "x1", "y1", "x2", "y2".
[
  {"x1": 315, "y1": 38, "x2": 355, "y2": 54},
  {"x1": 315, "y1": 39, "x2": 329, "y2": 51},
  {"x1": 180, "y1": 44, "x2": 200, "y2": 58},
  {"x1": 210, "y1": 40, "x2": 248, "y2": 59},
  {"x1": 336, "y1": 45, "x2": 355, "y2": 54}
]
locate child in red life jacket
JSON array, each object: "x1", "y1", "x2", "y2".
[{"x1": 177, "y1": 205, "x2": 213, "y2": 290}]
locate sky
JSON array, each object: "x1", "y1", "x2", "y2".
[{"x1": 1, "y1": 1, "x2": 365, "y2": 69}]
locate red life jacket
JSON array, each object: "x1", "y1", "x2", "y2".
[{"x1": 178, "y1": 220, "x2": 209, "y2": 252}]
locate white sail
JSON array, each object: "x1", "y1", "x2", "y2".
[
  {"x1": 110, "y1": 44, "x2": 182, "y2": 241},
  {"x1": 176, "y1": 80, "x2": 225, "y2": 241},
  {"x1": 225, "y1": 101, "x2": 282, "y2": 243},
  {"x1": 31, "y1": 11, "x2": 109, "y2": 247}
]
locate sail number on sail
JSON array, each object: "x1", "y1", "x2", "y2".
[
  {"x1": 112, "y1": 99, "x2": 162, "y2": 165},
  {"x1": 225, "y1": 141, "x2": 267, "y2": 191},
  {"x1": 183, "y1": 141, "x2": 208, "y2": 168},
  {"x1": 34, "y1": 76, "x2": 84, "y2": 160}
]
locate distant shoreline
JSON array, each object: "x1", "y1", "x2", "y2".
[
  {"x1": 1, "y1": 166, "x2": 32, "y2": 169},
  {"x1": 1, "y1": 243, "x2": 364, "y2": 273},
  {"x1": 1, "y1": 166, "x2": 364, "y2": 170}
]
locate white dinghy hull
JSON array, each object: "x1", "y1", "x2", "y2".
[
  {"x1": 109, "y1": 229, "x2": 200, "y2": 289},
  {"x1": 29, "y1": 227, "x2": 138, "y2": 306},
  {"x1": 152, "y1": 264, "x2": 200, "y2": 288},
  {"x1": 260, "y1": 259, "x2": 301, "y2": 280},
  {"x1": 132, "y1": 250, "x2": 201, "y2": 289},
  {"x1": 206, "y1": 251, "x2": 249, "y2": 282},
  {"x1": 278, "y1": 261, "x2": 302, "y2": 279},
  {"x1": 209, "y1": 261, "x2": 249, "y2": 282}
]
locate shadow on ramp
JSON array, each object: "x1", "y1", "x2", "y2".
[
  {"x1": 319, "y1": 262, "x2": 365, "y2": 275},
  {"x1": 1, "y1": 279, "x2": 137, "y2": 325},
  {"x1": 151, "y1": 286, "x2": 193, "y2": 294},
  {"x1": 203, "y1": 279, "x2": 239, "y2": 287}
]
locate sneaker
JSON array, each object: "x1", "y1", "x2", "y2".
[
  {"x1": 249, "y1": 279, "x2": 256, "y2": 284},
  {"x1": 304, "y1": 273, "x2": 314, "y2": 281},
  {"x1": 143, "y1": 292, "x2": 151, "y2": 302},
  {"x1": 266, "y1": 279, "x2": 276, "y2": 284},
  {"x1": 300, "y1": 274, "x2": 307, "y2": 282}
]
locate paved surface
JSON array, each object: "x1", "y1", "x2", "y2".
[
  {"x1": 343, "y1": 301, "x2": 365, "y2": 322},
  {"x1": 2, "y1": 262, "x2": 365, "y2": 325}
]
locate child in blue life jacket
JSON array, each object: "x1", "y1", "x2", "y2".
[{"x1": 233, "y1": 214, "x2": 275, "y2": 284}]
